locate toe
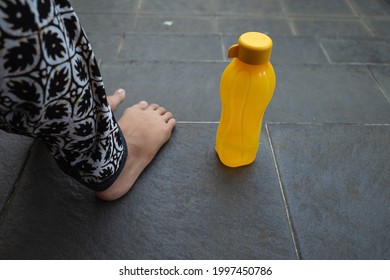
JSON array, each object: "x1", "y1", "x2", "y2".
[
  {"x1": 162, "y1": 111, "x2": 173, "y2": 122},
  {"x1": 108, "y1": 89, "x2": 126, "y2": 112},
  {"x1": 167, "y1": 117, "x2": 176, "y2": 128},
  {"x1": 157, "y1": 106, "x2": 167, "y2": 115},
  {"x1": 148, "y1": 103, "x2": 160, "y2": 111},
  {"x1": 133, "y1": 100, "x2": 149, "y2": 109}
]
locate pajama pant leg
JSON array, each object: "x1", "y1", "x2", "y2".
[{"x1": 0, "y1": 0, "x2": 127, "y2": 191}]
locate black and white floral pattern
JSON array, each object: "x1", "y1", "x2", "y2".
[{"x1": 0, "y1": 0, "x2": 127, "y2": 191}]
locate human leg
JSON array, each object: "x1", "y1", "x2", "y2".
[{"x1": 0, "y1": 0, "x2": 175, "y2": 199}]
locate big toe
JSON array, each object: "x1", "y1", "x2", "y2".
[
  {"x1": 108, "y1": 89, "x2": 126, "y2": 111},
  {"x1": 132, "y1": 100, "x2": 149, "y2": 109}
]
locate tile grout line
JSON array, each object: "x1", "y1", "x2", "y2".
[
  {"x1": 0, "y1": 140, "x2": 36, "y2": 225},
  {"x1": 116, "y1": 33, "x2": 126, "y2": 56},
  {"x1": 177, "y1": 121, "x2": 219, "y2": 124},
  {"x1": 266, "y1": 121, "x2": 390, "y2": 126},
  {"x1": 365, "y1": 65, "x2": 390, "y2": 104},
  {"x1": 219, "y1": 34, "x2": 227, "y2": 61},
  {"x1": 344, "y1": 0, "x2": 375, "y2": 36},
  {"x1": 265, "y1": 123, "x2": 301, "y2": 260},
  {"x1": 317, "y1": 38, "x2": 333, "y2": 64},
  {"x1": 279, "y1": 0, "x2": 297, "y2": 35},
  {"x1": 132, "y1": 0, "x2": 144, "y2": 32},
  {"x1": 176, "y1": 121, "x2": 390, "y2": 126},
  {"x1": 137, "y1": 0, "x2": 143, "y2": 11},
  {"x1": 102, "y1": 59, "x2": 390, "y2": 66}
]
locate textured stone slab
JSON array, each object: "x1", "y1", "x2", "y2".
[
  {"x1": 70, "y1": 0, "x2": 139, "y2": 14},
  {"x1": 266, "y1": 64, "x2": 390, "y2": 123},
  {"x1": 0, "y1": 124, "x2": 296, "y2": 259},
  {"x1": 86, "y1": 33, "x2": 122, "y2": 63},
  {"x1": 321, "y1": 38, "x2": 390, "y2": 64},
  {"x1": 283, "y1": 0, "x2": 354, "y2": 16},
  {"x1": 0, "y1": 132, "x2": 33, "y2": 214},
  {"x1": 118, "y1": 34, "x2": 223, "y2": 62},
  {"x1": 76, "y1": 14, "x2": 136, "y2": 34},
  {"x1": 368, "y1": 65, "x2": 390, "y2": 102},
  {"x1": 140, "y1": 0, "x2": 215, "y2": 15},
  {"x1": 217, "y1": 18, "x2": 292, "y2": 36},
  {"x1": 100, "y1": 61, "x2": 224, "y2": 122},
  {"x1": 366, "y1": 19, "x2": 390, "y2": 37},
  {"x1": 267, "y1": 123, "x2": 390, "y2": 259},
  {"x1": 135, "y1": 16, "x2": 217, "y2": 34},
  {"x1": 350, "y1": 0, "x2": 390, "y2": 16},
  {"x1": 292, "y1": 19, "x2": 371, "y2": 37},
  {"x1": 100, "y1": 62, "x2": 390, "y2": 124},
  {"x1": 215, "y1": 0, "x2": 283, "y2": 16}
]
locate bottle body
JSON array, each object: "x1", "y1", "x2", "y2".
[{"x1": 216, "y1": 58, "x2": 275, "y2": 167}]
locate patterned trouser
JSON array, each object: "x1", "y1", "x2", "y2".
[{"x1": 0, "y1": 0, "x2": 127, "y2": 191}]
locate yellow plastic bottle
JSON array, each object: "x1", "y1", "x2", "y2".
[{"x1": 216, "y1": 32, "x2": 276, "y2": 167}]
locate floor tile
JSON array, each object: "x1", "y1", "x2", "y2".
[
  {"x1": 292, "y1": 19, "x2": 371, "y2": 37},
  {"x1": 118, "y1": 34, "x2": 223, "y2": 62},
  {"x1": 0, "y1": 132, "x2": 33, "y2": 212},
  {"x1": 140, "y1": 0, "x2": 215, "y2": 15},
  {"x1": 70, "y1": 0, "x2": 139, "y2": 14},
  {"x1": 101, "y1": 62, "x2": 390, "y2": 124},
  {"x1": 77, "y1": 14, "x2": 136, "y2": 34},
  {"x1": 0, "y1": 124, "x2": 296, "y2": 259},
  {"x1": 222, "y1": 35, "x2": 328, "y2": 64},
  {"x1": 87, "y1": 33, "x2": 122, "y2": 63},
  {"x1": 350, "y1": 0, "x2": 390, "y2": 16},
  {"x1": 217, "y1": 18, "x2": 292, "y2": 36},
  {"x1": 283, "y1": 0, "x2": 354, "y2": 16},
  {"x1": 135, "y1": 16, "x2": 217, "y2": 34},
  {"x1": 215, "y1": 0, "x2": 284, "y2": 16},
  {"x1": 266, "y1": 64, "x2": 390, "y2": 123},
  {"x1": 272, "y1": 36, "x2": 329, "y2": 64},
  {"x1": 365, "y1": 19, "x2": 390, "y2": 37},
  {"x1": 321, "y1": 38, "x2": 390, "y2": 63},
  {"x1": 100, "y1": 61, "x2": 224, "y2": 121},
  {"x1": 267, "y1": 123, "x2": 390, "y2": 259},
  {"x1": 368, "y1": 65, "x2": 390, "y2": 101}
]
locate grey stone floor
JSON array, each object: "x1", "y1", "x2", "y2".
[{"x1": 0, "y1": 0, "x2": 389, "y2": 259}]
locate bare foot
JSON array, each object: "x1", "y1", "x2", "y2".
[{"x1": 96, "y1": 90, "x2": 176, "y2": 201}]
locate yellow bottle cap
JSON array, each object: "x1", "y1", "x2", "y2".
[{"x1": 228, "y1": 32, "x2": 273, "y2": 65}]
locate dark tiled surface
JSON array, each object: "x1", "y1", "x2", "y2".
[
  {"x1": 321, "y1": 38, "x2": 390, "y2": 63},
  {"x1": 135, "y1": 16, "x2": 217, "y2": 34},
  {"x1": 217, "y1": 18, "x2": 292, "y2": 36},
  {"x1": 1, "y1": 0, "x2": 389, "y2": 261},
  {"x1": 87, "y1": 33, "x2": 122, "y2": 63},
  {"x1": 365, "y1": 19, "x2": 390, "y2": 37},
  {"x1": 266, "y1": 64, "x2": 390, "y2": 123},
  {"x1": 77, "y1": 14, "x2": 136, "y2": 34},
  {"x1": 271, "y1": 37, "x2": 328, "y2": 64},
  {"x1": 0, "y1": 132, "x2": 33, "y2": 212},
  {"x1": 267, "y1": 123, "x2": 390, "y2": 259},
  {"x1": 215, "y1": 0, "x2": 283, "y2": 16},
  {"x1": 118, "y1": 34, "x2": 223, "y2": 61},
  {"x1": 70, "y1": 0, "x2": 139, "y2": 13},
  {"x1": 350, "y1": 0, "x2": 390, "y2": 16},
  {"x1": 140, "y1": 0, "x2": 214, "y2": 15},
  {"x1": 283, "y1": 0, "x2": 354, "y2": 16},
  {"x1": 368, "y1": 65, "x2": 390, "y2": 101},
  {"x1": 102, "y1": 62, "x2": 390, "y2": 123},
  {"x1": 292, "y1": 19, "x2": 371, "y2": 37},
  {"x1": 0, "y1": 125, "x2": 296, "y2": 259},
  {"x1": 100, "y1": 61, "x2": 224, "y2": 121}
]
